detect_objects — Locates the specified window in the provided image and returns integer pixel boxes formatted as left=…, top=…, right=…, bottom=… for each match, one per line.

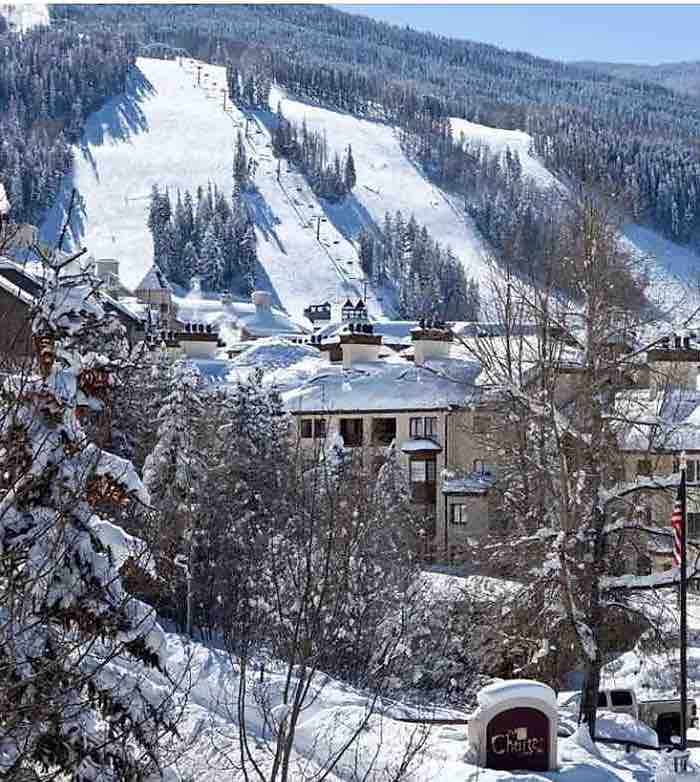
left=689, top=513, right=700, bottom=540
left=410, top=416, right=438, bottom=439
left=636, top=459, right=652, bottom=477
left=450, top=504, right=468, bottom=525
left=636, top=555, right=652, bottom=576
left=340, top=418, right=363, bottom=447
left=610, top=690, right=633, bottom=707
left=409, top=459, right=436, bottom=483
left=372, top=417, right=397, bottom=445
left=674, top=457, right=700, bottom=482
left=597, top=693, right=608, bottom=708
left=301, top=419, right=326, bottom=439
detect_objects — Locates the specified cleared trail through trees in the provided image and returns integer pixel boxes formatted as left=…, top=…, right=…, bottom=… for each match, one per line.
left=182, top=57, right=378, bottom=318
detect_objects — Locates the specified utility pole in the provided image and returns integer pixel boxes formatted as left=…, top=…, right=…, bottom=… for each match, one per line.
left=196, top=64, right=202, bottom=86
left=277, top=159, right=281, bottom=182
left=221, top=88, right=227, bottom=111
left=316, top=215, right=321, bottom=241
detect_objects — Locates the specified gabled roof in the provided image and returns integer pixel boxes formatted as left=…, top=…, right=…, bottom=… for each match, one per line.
left=613, top=388, right=700, bottom=452
left=135, top=265, right=171, bottom=292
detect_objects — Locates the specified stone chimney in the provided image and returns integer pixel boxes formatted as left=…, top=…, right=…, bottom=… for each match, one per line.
left=252, top=290, right=273, bottom=313
left=339, top=322, right=382, bottom=368
left=647, top=330, right=700, bottom=393
left=412, top=319, right=453, bottom=366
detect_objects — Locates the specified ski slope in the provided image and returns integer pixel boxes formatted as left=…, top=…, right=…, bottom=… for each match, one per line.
left=450, top=117, right=560, bottom=191
left=270, top=86, right=496, bottom=290
left=38, top=54, right=700, bottom=325
left=40, top=57, right=380, bottom=323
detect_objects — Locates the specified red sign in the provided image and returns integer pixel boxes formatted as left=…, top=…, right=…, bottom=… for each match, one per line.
left=486, top=707, right=550, bottom=772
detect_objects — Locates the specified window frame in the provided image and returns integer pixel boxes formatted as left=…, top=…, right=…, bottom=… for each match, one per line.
left=340, top=417, right=364, bottom=447
left=313, top=419, right=327, bottom=439
left=450, top=504, right=469, bottom=525
left=409, top=417, right=424, bottom=438
left=300, top=418, right=313, bottom=439
left=371, top=416, right=397, bottom=446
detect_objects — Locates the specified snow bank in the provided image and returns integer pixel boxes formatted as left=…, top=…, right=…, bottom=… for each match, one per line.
left=476, top=679, right=557, bottom=709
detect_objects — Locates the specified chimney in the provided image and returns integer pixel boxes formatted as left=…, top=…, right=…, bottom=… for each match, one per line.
left=412, top=319, right=453, bottom=366
left=339, top=322, right=382, bottom=368
left=647, top=330, right=700, bottom=392
left=252, top=290, right=273, bottom=313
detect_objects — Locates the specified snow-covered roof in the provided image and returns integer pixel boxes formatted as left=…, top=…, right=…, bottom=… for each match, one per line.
left=235, top=301, right=308, bottom=337
left=442, top=471, right=496, bottom=495
left=135, top=265, right=171, bottom=292
left=230, top=337, right=318, bottom=371
left=314, top=319, right=420, bottom=346
left=614, top=388, right=700, bottom=452
left=281, top=354, right=481, bottom=413
left=401, top=438, right=442, bottom=453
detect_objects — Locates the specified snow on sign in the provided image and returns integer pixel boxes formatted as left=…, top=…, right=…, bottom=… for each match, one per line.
left=468, top=679, right=559, bottom=772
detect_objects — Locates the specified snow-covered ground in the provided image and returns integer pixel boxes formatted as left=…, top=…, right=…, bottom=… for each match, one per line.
left=0, top=3, right=49, bottom=31
left=141, top=626, right=699, bottom=781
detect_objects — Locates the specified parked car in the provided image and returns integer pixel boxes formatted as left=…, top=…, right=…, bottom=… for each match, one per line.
left=559, top=688, right=697, bottom=744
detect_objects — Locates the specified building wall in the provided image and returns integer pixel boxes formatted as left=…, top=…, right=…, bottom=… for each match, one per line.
left=0, top=286, right=32, bottom=360
left=618, top=450, right=700, bottom=572
left=292, top=405, right=501, bottom=559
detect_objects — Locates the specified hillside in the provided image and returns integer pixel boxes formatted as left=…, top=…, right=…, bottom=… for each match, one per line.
left=576, top=59, right=700, bottom=100
left=270, top=86, right=494, bottom=287
left=39, top=56, right=496, bottom=321
left=39, top=57, right=383, bottom=322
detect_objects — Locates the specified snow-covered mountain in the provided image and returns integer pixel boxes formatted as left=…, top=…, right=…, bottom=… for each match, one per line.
left=39, top=55, right=700, bottom=326
left=40, top=57, right=493, bottom=322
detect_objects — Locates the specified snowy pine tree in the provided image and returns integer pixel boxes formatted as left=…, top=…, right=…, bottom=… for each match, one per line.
left=0, top=254, right=175, bottom=780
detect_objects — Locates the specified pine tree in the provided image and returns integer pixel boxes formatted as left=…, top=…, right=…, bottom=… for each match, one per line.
left=233, top=130, right=248, bottom=191
left=0, top=256, right=175, bottom=779
left=344, top=144, right=357, bottom=191
left=143, top=358, right=204, bottom=629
